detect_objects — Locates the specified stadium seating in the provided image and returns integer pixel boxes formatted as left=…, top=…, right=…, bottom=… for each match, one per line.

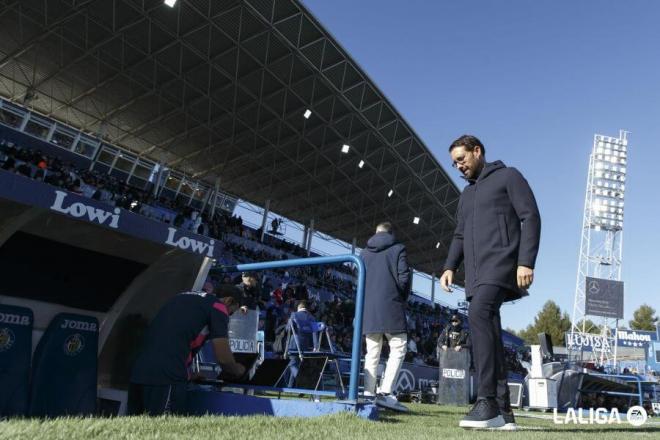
left=0, top=129, right=528, bottom=375
left=0, top=304, right=33, bottom=417
left=29, top=313, right=98, bottom=417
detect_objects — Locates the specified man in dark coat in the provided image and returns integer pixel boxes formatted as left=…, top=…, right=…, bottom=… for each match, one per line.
left=361, top=222, right=411, bottom=411
left=438, top=314, right=471, bottom=352
left=285, top=300, right=316, bottom=387
left=128, top=284, right=246, bottom=415
left=440, top=135, right=541, bottom=430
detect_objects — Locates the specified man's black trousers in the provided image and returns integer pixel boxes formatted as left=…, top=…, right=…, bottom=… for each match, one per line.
left=127, top=383, right=188, bottom=415
left=467, top=284, right=510, bottom=409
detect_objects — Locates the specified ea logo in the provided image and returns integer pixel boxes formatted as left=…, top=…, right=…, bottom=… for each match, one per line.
left=63, top=333, right=85, bottom=356
left=395, top=369, right=415, bottom=392
left=588, top=280, right=600, bottom=294
left=0, top=327, right=15, bottom=352
left=626, top=406, right=647, bottom=426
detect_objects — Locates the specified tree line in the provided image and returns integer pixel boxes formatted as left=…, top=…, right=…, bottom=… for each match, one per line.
left=506, top=301, right=658, bottom=345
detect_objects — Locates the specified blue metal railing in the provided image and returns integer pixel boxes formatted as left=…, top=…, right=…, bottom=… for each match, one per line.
left=585, top=373, right=644, bottom=406
left=219, top=254, right=366, bottom=403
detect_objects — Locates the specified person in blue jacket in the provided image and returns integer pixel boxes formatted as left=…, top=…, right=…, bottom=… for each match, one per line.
left=285, top=300, right=316, bottom=387
left=440, top=135, right=541, bottom=430
left=361, top=222, right=411, bottom=412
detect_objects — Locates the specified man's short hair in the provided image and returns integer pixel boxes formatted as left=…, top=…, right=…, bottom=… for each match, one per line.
left=376, top=222, right=393, bottom=233
left=297, top=300, right=308, bottom=310
left=242, top=271, right=258, bottom=279
left=448, top=134, right=486, bottom=156
left=213, top=284, right=244, bottom=303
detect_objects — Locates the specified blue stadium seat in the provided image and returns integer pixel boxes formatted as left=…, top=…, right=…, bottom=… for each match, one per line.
left=0, top=304, right=33, bottom=417
left=29, top=313, right=98, bottom=417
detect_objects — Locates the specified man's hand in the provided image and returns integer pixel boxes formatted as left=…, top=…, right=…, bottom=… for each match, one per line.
left=219, top=362, right=246, bottom=380
left=440, top=270, right=454, bottom=292
left=517, top=266, right=534, bottom=289
left=231, top=363, right=246, bottom=379
left=240, top=305, right=249, bottom=314
left=441, top=345, right=448, bottom=351
left=454, top=345, right=461, bottom=352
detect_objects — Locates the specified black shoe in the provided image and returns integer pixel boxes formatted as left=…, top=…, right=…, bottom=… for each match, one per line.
left=459, top=398, right=505, bottom=429
left=497, top=408, right=517, bottom=431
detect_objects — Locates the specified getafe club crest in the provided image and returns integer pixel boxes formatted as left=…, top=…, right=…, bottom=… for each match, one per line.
left=63, top=333, right=85, bottom=356
left=0, top=327, right=15, bottom=352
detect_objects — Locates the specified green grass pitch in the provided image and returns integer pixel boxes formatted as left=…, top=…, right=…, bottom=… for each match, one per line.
left=1, top=404, right=658, bottom=440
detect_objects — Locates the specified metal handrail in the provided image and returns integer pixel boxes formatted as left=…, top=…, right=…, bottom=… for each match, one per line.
left=218, top=254, right=366, bottom=404
left=586, top=372, right=644, bottom=405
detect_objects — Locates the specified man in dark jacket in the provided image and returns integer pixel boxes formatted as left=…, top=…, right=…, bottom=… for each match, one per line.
left=440, top=135, right=541, bottom=430
left=285, top=300, right=316, bottom=387
left=438, top=314, right=471, bottom=352
left=361, top=222, right=411, bottom=412
left=128, top=284, right=246, bottom=415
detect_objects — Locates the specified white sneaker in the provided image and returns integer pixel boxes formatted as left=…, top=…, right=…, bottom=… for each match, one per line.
left=375, top=394, right=409, bottom=412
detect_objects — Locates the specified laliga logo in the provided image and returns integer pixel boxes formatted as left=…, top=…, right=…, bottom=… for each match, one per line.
left=553, top=406, right=647, bottom=426
left=165, top=227, right=215, bottom=257
left=0, top=327, right=15, bottom=352
left=50, top=191, right=120, bottom=228
left=63, top=333, right=85, bottom=356
left=395, top=369, right=415, bottom=392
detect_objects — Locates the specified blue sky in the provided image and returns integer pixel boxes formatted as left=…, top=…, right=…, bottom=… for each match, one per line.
left=297, top=0, right=660, bottom=331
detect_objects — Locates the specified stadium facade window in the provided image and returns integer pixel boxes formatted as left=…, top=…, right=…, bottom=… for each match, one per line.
left=178, top=180, right=193, bottom=197
left=51, top=128, right=75, bottom=150
left=74, top=139, right=97, bottom=158
left=164, top=174, right=181, bottom=191
left=192, top=186, right=207, bottom=202
left=132, top=163, right=153, bottom=181
left=0, top=107, right=23, bottom=128
left=24, top=116, right=50, bottom=139
left=114, top=155, right=136, bottom=173
left=97, top=147, right=117, bottom=165
left=221, top=196, right=237, bottom=212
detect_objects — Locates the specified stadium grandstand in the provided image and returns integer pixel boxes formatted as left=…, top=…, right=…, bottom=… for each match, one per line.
left=0, top=0, right=536, bottom=424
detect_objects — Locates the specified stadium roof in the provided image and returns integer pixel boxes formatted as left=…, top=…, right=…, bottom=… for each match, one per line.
left=0, top=0, right=461, bottom=275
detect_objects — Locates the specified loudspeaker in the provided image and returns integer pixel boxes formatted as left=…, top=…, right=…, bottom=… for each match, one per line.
left=538, top=333, right=554, bottom=359
left=508, top=382, right=523, bottom=408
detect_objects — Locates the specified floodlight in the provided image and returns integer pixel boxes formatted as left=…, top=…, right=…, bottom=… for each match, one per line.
left=341, top=144, right=350, bottom=154
left=413, top=217, right=420, bottom=224
left=164, top=0, right=177, bottom=7
left=387, top=189, right=394, bottom=197
left=358, top=160, right=365, bottom=168
left=303, top=109, right=312, bottom=119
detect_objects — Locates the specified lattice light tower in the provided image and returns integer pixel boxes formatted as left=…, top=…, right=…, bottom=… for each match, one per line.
left=570, top=130, right=629, bottom=365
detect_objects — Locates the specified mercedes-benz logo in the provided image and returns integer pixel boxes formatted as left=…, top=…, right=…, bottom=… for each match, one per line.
left=588, top=280, right=600, bottom=294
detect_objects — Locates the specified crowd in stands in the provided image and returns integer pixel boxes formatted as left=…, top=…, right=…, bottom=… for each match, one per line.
left=0, top=138, right=529, bottom=372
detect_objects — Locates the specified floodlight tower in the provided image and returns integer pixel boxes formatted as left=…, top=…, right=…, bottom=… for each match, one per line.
left=570, top=130, right=629, bottom=366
